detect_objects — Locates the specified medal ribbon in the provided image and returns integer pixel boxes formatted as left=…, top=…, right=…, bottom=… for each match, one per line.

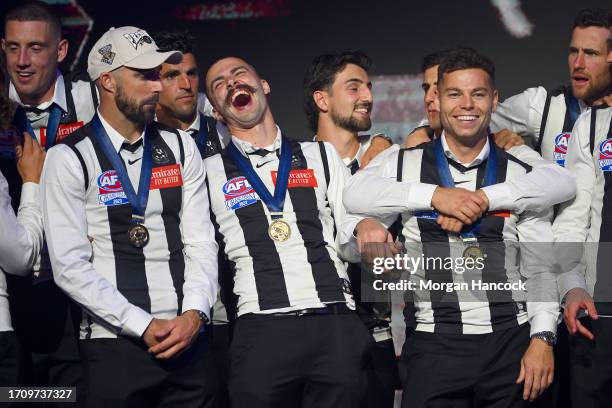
left=227, top=135, right=291, bottom=219
left=14, top=104, right=63, bottom=150
left=92, top=114, right=153, bottom=224
left=434, top=134, right=497, bottom=241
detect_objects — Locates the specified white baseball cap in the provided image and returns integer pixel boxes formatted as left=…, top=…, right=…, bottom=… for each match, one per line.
left=87, top=26, right=182, bottom=81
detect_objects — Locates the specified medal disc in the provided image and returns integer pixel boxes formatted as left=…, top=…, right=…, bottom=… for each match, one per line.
left=268, top=219, right=291, bottom=242
left=463, top=245, right=484, bottom=260
left=128, top=224, right=149, bottom=248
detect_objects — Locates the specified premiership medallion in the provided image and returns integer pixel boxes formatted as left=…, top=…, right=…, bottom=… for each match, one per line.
left=268, top=219, right=291, bottom=242
left=463, top=245, right=484, bottom=261
left=128, top=223, right=149, bottom=248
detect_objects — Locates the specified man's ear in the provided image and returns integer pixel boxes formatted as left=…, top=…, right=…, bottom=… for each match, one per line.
left=212, top=106, right=223, bottom=122
left=492, top=89, right=499, bottom=112
left=98, top=72, right=117, bottom=94
left=313, top=90, right=329, bottom=112
left=261, top=79, right=270, bottom=95
left=57, top=39, right=69, bottom=63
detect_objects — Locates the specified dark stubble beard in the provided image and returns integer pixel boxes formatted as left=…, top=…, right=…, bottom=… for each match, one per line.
left=115, top=83, right=157, bottom=125
left=330, top=106, right=371, bottom=133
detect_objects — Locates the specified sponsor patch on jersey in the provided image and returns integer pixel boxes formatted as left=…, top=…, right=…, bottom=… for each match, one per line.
left=222, top=176, right=260, bottom=210
left=40, top=121, right=84, bottom=146
left=599, top=139, right=612, bottom=171
left=271, top=169, right=318, bottom=188
left=98, top=170, right=129, bottom=206
left=150, top=164, right=183, bottom=190
left=553, top=132, right=571, bottom=167
left=0, top=127, right=18, bottom=159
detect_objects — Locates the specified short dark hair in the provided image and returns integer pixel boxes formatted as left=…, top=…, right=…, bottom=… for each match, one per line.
left=4, top=1, right=62, bottom=41
left=573, top=8, right=612, bottom=49
left=303, top=50, right=371, bottom=133
left=437, top=47, right=495, bottom=87
left=154, top=29, right=196, bottom=54
left=421, top=49, right=451, bottom=73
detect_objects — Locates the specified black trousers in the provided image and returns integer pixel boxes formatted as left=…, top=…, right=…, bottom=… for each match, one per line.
left=400, top=324, right=530, bottom=408
left=208, top=324, right=231, bottom=408
left=363, top=338, right=400, bottom=408
left=79, top=335, right=218, bottom=408
left=569, top=317, right=612, bottom=408
left=229, top=311, right=373, bottom=408
left=0, top=331, right=20, bottom=386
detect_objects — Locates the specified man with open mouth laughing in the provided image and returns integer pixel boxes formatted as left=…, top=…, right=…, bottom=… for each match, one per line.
left=203, top=57, right=371, bottom=408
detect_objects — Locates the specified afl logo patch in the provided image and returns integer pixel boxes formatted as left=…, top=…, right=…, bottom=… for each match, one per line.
left=598, top=139, right=612, bottom=171
left=222, top=176, right=260, bottom=210
left=553, top=133, right=571, bottom=167
left=97, top=170, right=128, bottom=206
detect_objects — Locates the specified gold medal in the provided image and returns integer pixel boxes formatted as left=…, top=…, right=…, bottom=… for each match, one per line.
left=268, top=219, right=291, bottom=242
left=463, top=245, right=484, bottom=260
left=128, top=223, right=149, bottom=248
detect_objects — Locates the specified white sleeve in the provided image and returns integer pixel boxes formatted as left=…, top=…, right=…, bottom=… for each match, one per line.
left=516, top=208, right=560, bottom=336
left=177, top=131, right=218, bottom=319
left=490, top=86, right=547, bottom=146
left=552, top=113, right=594, bottom=299
left=343, top=146, right=437, bottom=216
left=482, top=145, right=576, bottom=213
left=0, top=174, right=43, bottom=276
left=42, top=145, right=153, bottom=338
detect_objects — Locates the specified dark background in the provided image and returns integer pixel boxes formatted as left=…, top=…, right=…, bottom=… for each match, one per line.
left=2, top=0, right=609, bottom=138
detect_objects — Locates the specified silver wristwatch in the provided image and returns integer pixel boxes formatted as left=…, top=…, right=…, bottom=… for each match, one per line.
left=531, top=331, right=557, bottom=346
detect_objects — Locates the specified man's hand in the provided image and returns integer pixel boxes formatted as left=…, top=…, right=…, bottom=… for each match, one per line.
left=436, top=215, right=464, bottom=233
left=360, top=135, right=392, bottom=169
left=516, top=338, right=554, bottom=402
left=494, top=129, right=524, bottom=151
left=355, top=218, right=401, bottom=263
left=15, top=132, right=45, bottom=183
left=431, top=187, right=488, bottom=224
left=403, top=127, right=432, bottom=148
left=564, top=288, right=598, bottom=340
left=147, top=310, right=202, bottom=359
left=142, top=318, right=175, bottom=349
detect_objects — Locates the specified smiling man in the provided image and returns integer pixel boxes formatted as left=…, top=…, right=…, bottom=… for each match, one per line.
left=203, top=56, right=371, bottom=408
left=341, top=47, right=561, bottom=408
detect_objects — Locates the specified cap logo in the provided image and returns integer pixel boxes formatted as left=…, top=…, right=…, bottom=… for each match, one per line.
left=123, top=30, right=153, bottom=50
left=98, top=44, right=115, bottom=65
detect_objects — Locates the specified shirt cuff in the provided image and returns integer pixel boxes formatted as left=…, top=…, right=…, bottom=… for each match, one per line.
left=120, top=306, right=153, bottom=338
left=481, top=183, right=514, bottom=211
left=182, top=295, right=212, bottom=322
left=557, top=270, right=587, bottom=303
left=405, top=183, right=437, bottom=210
left=19, top=182, right=40, bottom=207
left=529, top=311, right=559, bottom=336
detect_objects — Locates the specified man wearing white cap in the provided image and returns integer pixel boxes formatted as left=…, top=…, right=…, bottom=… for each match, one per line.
left=41, top=26, right=219, bottom=407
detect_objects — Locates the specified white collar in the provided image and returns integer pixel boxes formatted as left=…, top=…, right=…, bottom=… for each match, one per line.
left=231, top=126, right=283, bottom=156
left=9, top=70, right=68, bottom=112
left=97, top=110, right=145, bottom=153
left=186, top=113, right=201, bottom=134
left=441, top=132, right=490, bottom=168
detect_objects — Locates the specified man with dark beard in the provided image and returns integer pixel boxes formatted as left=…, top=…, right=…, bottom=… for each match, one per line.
left=303, top=50, right=399, bottom=408
left=40, top=26, right=219, bottom=407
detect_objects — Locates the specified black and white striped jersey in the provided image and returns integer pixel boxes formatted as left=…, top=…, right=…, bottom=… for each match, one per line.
left=553, top=105, right=612, bottom=312
left=203, top=127, right=356, bottom=316
left=341, top=135, right=559, bottom=335
left=491, top=85, right=587, bottom=165
left=41, top=114, right=218, bottom=339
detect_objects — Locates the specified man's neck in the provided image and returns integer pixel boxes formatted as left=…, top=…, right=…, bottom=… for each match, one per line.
left=155, top=106, right=196, bottom=131
left=316, top=120, right=360, bottom=159
left=444, top=131, right=487, bottom=164
left=98, top=104, right=144, bottom=143
left=18, top=81, right=56, bottom=106
left=227, top=110, right=278, bottom=147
